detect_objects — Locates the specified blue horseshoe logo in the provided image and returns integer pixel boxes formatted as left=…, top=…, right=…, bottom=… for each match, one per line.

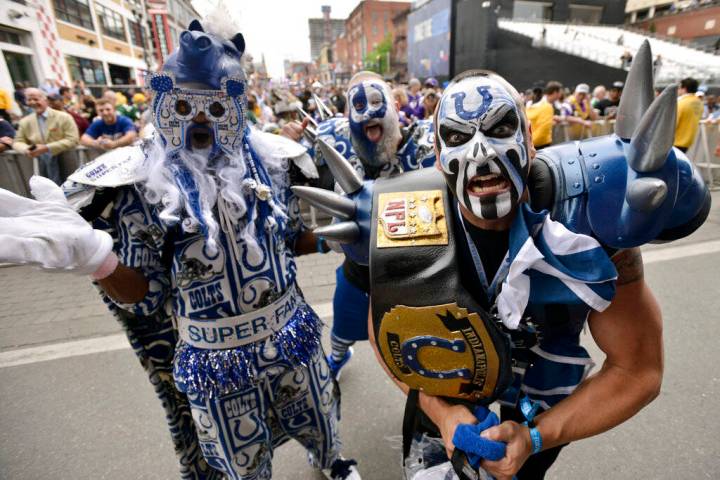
left=450, top=86, right=493, bottom=121
left=400, top=335, right=472, bottom=380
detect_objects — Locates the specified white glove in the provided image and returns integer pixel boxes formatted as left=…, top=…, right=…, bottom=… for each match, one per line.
left=0, top=176, right=114, bottom=275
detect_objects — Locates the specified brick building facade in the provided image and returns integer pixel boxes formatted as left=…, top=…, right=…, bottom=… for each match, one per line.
left=334, top=0, right=411, bottom=78
left=632, top=4, right=720, bottom=50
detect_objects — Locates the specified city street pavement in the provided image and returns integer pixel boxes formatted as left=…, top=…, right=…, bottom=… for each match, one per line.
left=1, top=192, right=719, bottom=479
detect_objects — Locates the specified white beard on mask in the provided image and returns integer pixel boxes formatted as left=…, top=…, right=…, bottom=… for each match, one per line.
left=138, top=132, right=288, bottom=260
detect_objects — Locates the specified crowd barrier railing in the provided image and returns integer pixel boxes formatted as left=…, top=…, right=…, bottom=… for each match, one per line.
left=0, top=145, right=105, bottom=197
left=687, top=121, right=720, bottom=190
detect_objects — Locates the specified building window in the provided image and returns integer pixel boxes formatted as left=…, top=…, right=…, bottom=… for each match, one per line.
left=513, top=1, right=553, bottom=21
left=3, top=51, right=37, bottom=86
left=635, top=8, right=650, bottom=21
left=0, top=27, right=23, bottom=46
left=128, top=19, right=144, bottom=47
left=108, top=63, right=132, bottom=84
left=667, top=25, right=676, bottom=35
left=66, top=55, right=106, bottom=85
left=96, top=4, right=126, bottom=41
left=569, top=4, right=603, bottom=24
left=154, top=14, right=169, bottom=58
left=53, top=0, right=94, bottom=30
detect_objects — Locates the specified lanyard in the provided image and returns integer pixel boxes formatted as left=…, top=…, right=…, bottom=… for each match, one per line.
left=457, top=203, right=511, bottom=303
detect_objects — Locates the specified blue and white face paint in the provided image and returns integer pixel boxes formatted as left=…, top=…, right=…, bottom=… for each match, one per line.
left=347, top=80, right=402, bottom=167
left=436, top=75, right=530, bottom=220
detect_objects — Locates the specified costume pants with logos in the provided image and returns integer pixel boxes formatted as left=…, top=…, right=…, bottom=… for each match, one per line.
left=185, top=350, right=340, bottom=480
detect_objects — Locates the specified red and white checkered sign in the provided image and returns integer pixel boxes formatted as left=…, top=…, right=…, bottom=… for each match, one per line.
left=34, top=0, right=67, bottom=84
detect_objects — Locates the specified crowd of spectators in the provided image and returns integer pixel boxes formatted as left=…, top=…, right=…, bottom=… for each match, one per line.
left=0, top=81, right=149, bottom=184
left=0, top=72, right=716, bottom=185
left=523, top=76, right=713, bottom=155
left=238, top=76, right=444, bottom=134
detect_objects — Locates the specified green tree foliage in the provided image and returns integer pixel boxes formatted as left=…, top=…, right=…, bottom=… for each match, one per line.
left=363, top=33, right=393, bottom=74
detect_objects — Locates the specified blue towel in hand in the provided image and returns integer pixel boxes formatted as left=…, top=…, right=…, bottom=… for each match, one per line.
left=452, top=406, right=507, bottom=468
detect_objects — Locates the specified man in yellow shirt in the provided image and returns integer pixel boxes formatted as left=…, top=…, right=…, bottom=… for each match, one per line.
left=674, top=77, right=704, bottom=152
left=526, top=81, right=562, bottom=149
left=566, top=83, right=598, bottom=123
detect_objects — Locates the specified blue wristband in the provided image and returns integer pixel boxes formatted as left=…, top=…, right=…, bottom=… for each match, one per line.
left=528, top=426, right=543, bottom=454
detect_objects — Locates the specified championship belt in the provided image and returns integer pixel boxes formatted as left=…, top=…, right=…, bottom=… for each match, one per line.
left=370, top=169, right=512, bottom=402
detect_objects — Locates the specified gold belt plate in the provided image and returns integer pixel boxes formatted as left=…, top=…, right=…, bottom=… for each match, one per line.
left=378, top=303, right=500, bottom=401
left=376, top=190, right=448, bottom=248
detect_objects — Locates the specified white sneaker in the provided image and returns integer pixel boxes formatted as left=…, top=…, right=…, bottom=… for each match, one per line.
left=322, top=457, right=361, bottom=480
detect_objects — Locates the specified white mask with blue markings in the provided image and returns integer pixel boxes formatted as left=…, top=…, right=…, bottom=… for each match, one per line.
left=436, top=74, right=530, bottom=219
left=148, top=72, right=247, bottom=156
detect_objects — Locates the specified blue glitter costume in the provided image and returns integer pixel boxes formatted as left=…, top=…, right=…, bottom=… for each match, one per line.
left=63, top=19, right=353, bottom=480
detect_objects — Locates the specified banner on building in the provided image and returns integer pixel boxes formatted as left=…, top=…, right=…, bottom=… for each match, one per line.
left=408, top=0, right=451, bottom=79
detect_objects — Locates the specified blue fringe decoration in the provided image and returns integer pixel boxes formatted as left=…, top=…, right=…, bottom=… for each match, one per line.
left=173, top=302, right=323, bottom=402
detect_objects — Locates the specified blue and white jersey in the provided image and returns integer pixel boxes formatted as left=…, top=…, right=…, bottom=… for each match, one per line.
left=518, top=303, right=595, bottom=410
left=315, top=117, right=435, bottom=180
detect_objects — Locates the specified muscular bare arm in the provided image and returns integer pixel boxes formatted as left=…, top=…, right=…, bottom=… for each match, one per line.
left=368, top=248, right=663, bottom=479
left=479, top=248, right=663, bottom=479
left=531, top=248, right=663, bottom=448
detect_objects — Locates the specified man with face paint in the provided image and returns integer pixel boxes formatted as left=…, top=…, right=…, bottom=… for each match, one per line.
left=0, top=14, right=361, bottom=480
left=294, top=41, right=710, bottom=479
left=306, top=71, right=435, bottom=379
left=399, top=71, right=595, bottom=479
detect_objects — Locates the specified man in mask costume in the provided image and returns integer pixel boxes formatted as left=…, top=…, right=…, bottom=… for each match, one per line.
left=0, top=17, right=360, bottom=480
left=293, top=42, right=710, bottom=479
left=301, top=71, right=435, bottom=379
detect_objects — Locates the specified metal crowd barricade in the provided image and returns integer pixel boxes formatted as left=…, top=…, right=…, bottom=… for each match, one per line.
left=552, top=118, right=615, bottom=143
left=0, top=146, right=104, bottom=197
left=687, top=121, right=720, bottom=190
